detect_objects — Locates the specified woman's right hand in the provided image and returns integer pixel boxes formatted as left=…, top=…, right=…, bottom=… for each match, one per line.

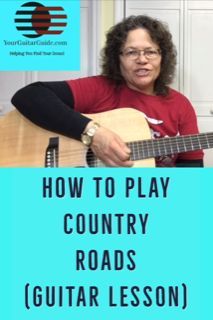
left=90, top=126, right=133, bottom=167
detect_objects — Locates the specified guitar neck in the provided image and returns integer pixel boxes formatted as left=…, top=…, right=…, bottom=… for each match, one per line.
left=128, top=132, right=213, bottom=161
left=2, top=109, right=212, bottom=167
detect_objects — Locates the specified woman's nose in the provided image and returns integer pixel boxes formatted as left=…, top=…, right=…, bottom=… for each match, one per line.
left=136, top=51, right=148, bottom=63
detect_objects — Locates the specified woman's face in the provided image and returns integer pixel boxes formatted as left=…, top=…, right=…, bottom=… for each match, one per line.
left=119, top=28, right=162, bottom=95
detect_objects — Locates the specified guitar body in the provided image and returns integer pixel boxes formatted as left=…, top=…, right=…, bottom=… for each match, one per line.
left=0, top=108, right=155, bottom=167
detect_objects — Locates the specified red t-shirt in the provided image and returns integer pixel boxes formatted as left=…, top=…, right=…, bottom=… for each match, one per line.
left=66, top=75, right=203, bottom=166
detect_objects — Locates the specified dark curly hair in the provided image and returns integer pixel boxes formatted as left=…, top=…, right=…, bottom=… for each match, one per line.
left=101, top=15, right=177, bottom=96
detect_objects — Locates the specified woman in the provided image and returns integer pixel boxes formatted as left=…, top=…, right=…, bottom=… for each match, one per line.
left=11, top=15, right=204, bottom=167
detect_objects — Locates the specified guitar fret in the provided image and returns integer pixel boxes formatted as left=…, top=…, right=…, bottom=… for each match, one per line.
left=207, top=133, right=211, bottom=148
left=155, top=139, right=162, bottom=157
left=148, top=140, right=155, bottom=158
left=182, top=136, right=187, bottom=152
left=144, top=140, right=152, bottom=158
left=129, top=141, right=136, bottom=160
left=189, top=135, right=194, bottom=150
left=162, top=138, right=168, bottom=154
left=136, top=141, right=141, bottom=159
left=197, top=136, right=201, bottom=149
left=135, top=141, right=141, bottom=160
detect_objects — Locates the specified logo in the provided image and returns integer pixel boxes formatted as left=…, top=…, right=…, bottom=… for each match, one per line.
left=15, top=2, right=67, bottom=38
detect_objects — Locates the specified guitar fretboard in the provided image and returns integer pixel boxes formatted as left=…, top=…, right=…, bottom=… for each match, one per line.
left=128, top=132, right=213, bottom=161
left=86, top=132, right=213, bottom=167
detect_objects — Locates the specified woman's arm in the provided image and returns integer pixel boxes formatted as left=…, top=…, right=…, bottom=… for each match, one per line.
left=11, top=81, right=132, bottom=167
left=11, top=81, right=91, bottom=140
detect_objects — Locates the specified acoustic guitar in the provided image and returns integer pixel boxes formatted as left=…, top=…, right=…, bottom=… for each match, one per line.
left=0, top=108, right=212, bottom=167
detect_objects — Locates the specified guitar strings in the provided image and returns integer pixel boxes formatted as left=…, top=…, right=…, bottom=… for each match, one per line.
left=58, top=137, right=213, bottom=164
left=57, top=135, right=213, bottom=158
left=55, top=132, right=213, bottom=167
left=57, top=134, right=213, bottom=157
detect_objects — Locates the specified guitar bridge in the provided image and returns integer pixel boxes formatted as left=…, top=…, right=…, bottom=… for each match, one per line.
left=45, top=137, right=59, bottom=167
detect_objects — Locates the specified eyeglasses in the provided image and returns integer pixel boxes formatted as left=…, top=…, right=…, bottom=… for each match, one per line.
left=120, top=48, right=161, bottom=60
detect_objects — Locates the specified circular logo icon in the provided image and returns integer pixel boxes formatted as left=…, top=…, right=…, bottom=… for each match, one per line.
left=15, top=2, right=67, bottom=38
